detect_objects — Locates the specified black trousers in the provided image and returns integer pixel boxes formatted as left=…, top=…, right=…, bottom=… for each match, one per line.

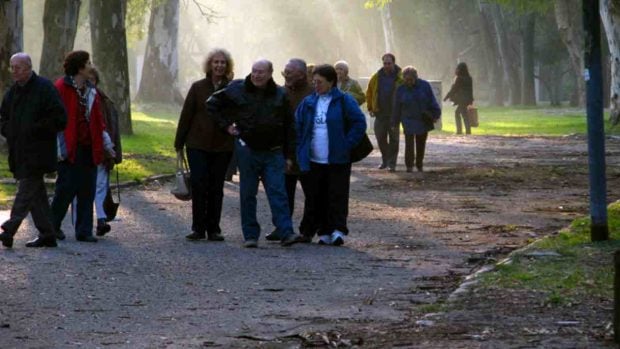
left=186, top=148, right=232, bottom=235
left=50, top=146, right=97, bottom=238
left=284, top=173, right=316, bottom=236
left=455, top=104, right=471, bottom=135
left=301, top=162, right=351, bottom=236
left=1, top=175, right=55, bottom=238
left=374, top=117, right=400, bottom=168
left=404, top=133, right=428, bottom=170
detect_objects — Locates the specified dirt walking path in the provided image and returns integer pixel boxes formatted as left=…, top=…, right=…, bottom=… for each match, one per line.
left=1, top=134, right=619, bottom=348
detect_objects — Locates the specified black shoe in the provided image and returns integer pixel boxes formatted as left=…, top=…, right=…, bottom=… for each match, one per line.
left=207, top=232, right=225, bottom=241
left=25, top=237, right=57, bottom=248
left=388, top=167, right=396, bottom=172
left=185, top=232, right=206, bottom=240
left=265, top=229, right=280, bottom=241
left=76, top=235, right=98, bottom=243
left=0, top=232, right=13, bottom=248
left=416, top=166, right=423, bottom=172
left=281, top=233, right=302, bottom=247
left=406, top=167, right=413, bottom=173
left=378, top=164, right=387, bottom=169
left=56, top=229, right=66, bottom=241
left=96, top=219, right=111, bottom=236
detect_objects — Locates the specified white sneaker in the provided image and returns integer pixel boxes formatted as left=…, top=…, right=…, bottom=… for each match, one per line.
left=318, top=235, right=333, bottom=245
left=331, top=230, right=345, bottom=246
left=243, top=239, right=258, bottom=248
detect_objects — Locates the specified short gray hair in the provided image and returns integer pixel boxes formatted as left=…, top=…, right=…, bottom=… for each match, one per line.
left=10, top=52, right=32, bottom=68
left=334, top=60, right=349, bottom=74
left=287, top=58, right=307, bottom=73
left=253, top=59, right=273, bottom=73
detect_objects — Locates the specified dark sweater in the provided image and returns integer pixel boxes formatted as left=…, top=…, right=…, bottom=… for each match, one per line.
left=174, top=77, right=233, bottom=152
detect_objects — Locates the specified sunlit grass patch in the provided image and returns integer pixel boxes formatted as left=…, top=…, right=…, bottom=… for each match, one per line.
left=438, top=105, right=618, bottom=136
left=481, top=201, right=620, bottom=305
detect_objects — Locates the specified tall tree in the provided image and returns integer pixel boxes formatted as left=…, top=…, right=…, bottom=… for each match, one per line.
left=479, top=1, right=505, bottom=105
left=600, top=0, right=620, bottom=125
left=0, top=0, right=23, bottom=151
left=554, top=0, right=585, bottom=106
left=521, top=13, right=536, bottom=105
left=90, top=0, right=133, bottom=135
left=491, top=4, right=522, bottom=105
left=39, top=0, right=81, bottom=80
left=0, top=0, right=23, bottom=93
left=135, top=0, right=183, bottom=105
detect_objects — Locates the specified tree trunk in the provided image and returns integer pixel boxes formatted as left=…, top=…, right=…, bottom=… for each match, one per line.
left=600, top=0, right=620, bottom=125
left=0, top=0, right=23, bottom=93
left=489, top=4, right=521, bottom=105
left=554, top=0, right=585, bottom=107
left=521, top=13, right=536, bottom=105
left=39, top=0, right=81, bottom=80
left=135, top=0, right=183, bottom=105
left=90, top=0, right=133, bottom=135
left=0, top=0, right=23, bottom=152
left=479, top=1, right=504, bottom=106
left=379, top=3, right=396, bottom=54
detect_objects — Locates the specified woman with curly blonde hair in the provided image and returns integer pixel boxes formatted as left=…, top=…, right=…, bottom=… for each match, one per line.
left=174, top=48, right=235, bottom=241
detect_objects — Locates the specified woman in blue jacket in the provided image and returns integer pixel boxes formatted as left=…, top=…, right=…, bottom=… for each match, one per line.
left=295, top=64, right=366, bottom=246
left=392, top=66, right=441, bottom=172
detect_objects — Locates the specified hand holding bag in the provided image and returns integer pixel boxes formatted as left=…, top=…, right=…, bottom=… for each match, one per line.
left=103, top=167, right=121, bottom=221
left=340, top=97, right=373, bottom=163
left=171, top=151, right=191, bottom=201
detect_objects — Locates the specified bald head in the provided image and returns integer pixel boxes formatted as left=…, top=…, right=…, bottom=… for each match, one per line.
left=10, top=52, right=33, bottom=85
left=251, top=59, right=273, bottom=88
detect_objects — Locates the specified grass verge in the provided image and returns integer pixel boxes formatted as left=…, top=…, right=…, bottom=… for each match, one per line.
left=480, top=200, right=620, bottom=306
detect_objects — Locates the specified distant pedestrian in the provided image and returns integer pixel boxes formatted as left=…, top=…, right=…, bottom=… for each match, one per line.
left=334, top=60, right=365, bottom=106
left=366, top=53, right=403, bottom=171
left=392, top=66, right=441, bottom=172
left=444, top=62, right=474, bottom=135
left=174, top=48, right=234, bottom=242
left=207, top=59, right=302, bottom=248
left=0, top=53, right=67, bottom=248
left=295, top=64, right=367, bottom=246
left=50, top=50, right=114, bottom=243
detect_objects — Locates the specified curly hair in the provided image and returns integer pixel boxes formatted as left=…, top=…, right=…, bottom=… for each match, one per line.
left=63, top=50, right=90, bottom=76
left=203, top=48, right=234, bottom=79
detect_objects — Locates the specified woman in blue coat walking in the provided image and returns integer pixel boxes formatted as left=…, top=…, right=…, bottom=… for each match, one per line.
left=392, top=66, right=441, bottom=172
left=295, top=64, right=366, bottom=246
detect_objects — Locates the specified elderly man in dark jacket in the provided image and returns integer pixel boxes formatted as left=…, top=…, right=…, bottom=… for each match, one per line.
left=206, top=59, right=302, bottom=248
left=0, top=53, right=67, bottom=248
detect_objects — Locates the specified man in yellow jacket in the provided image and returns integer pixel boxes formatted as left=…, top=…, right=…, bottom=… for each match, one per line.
left=366, top=53, right=403, bottom=171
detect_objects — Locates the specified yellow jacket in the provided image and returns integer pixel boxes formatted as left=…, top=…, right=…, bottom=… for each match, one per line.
left=365, top=67, right=403, bottom=114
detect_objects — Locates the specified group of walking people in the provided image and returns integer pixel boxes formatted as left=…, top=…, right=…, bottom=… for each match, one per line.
left=0, top=51, right=121, bottom=248
left=0, top=46, right=473, bottom=249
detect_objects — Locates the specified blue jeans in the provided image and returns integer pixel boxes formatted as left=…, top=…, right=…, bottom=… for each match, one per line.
left=236, top=140, right=293, bottom=241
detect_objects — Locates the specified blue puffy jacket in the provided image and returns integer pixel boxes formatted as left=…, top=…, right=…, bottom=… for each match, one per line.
left=392, top=79, right=441, bottom=135
left=295, top=87, right=367, bottom=172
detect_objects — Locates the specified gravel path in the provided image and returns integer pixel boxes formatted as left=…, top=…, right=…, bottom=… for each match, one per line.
left=1, top=134, right=618, bottom=348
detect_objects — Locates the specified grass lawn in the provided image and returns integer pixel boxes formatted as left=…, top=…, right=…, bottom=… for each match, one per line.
left=480, top=200, right=620, bottom=306
left=0, top=105, right=618, bottom=204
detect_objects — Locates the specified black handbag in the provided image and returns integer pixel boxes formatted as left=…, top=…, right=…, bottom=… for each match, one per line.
left=103, top=167, right=120, bottom=221
left=340, top=98, right=373, bottom=163
left=422, top=111, right=435, bottom=131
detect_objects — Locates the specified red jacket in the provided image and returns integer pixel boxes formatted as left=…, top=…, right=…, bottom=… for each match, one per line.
left=55, top=77, right=105, bottom=165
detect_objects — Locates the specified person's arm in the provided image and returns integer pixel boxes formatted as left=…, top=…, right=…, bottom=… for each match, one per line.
left=366, top=74, right=377, bottom=116
left=0, top=91, right=10, bottom=138
left=349, top=79, right=366, bottom=106
left=205, top=87, right=236, bottom=134
left=343, top=94, right=367, bottom=148
left=174, top=84, right=196, bottom=151
left=391, top=88, right=402, bottom=128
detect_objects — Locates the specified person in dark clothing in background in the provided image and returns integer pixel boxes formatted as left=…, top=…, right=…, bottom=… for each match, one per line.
left=206, top=59, right=302, bottom=248
left=174, top=48, right=234, bottom=242
left=444, top=62, right=474, bottom=135
left=366, top=53, right=403, bottom=172
left=0, top=53, right=67, bottom=248
left=264, top=58, right=314, bottom=242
